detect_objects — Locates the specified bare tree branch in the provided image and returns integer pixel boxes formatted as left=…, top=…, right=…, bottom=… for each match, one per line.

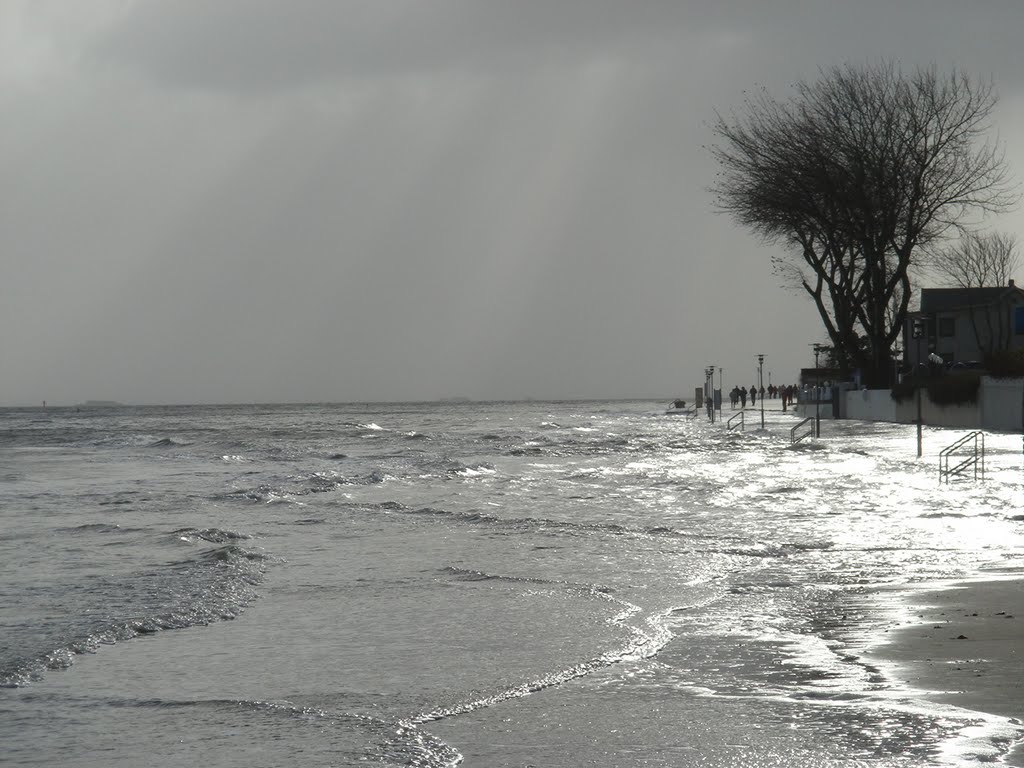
left=927, top=230, right=1020, bottom=288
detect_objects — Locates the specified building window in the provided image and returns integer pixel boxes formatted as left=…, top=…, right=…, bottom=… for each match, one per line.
left=938, top=317, right=955, bottom=337
left=1015, top=306, right=1024, bottom=334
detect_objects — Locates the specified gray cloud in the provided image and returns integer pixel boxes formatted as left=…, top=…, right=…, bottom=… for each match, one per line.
left=92, top=1, right=737, bottom=90
left=90, top=1, right=1024, bottom=95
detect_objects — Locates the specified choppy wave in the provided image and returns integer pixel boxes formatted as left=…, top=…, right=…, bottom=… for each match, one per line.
left=445, top=462, right=496, bottom=478
left=148, top=437, right=191, bottom=448
left=173, top=527, right=251, bottom=544
left=443, top=565, right=613, bottom=594
left=1, top=537, right=267, bottom=688
left=60, top=522, right=136, bottom=534
left=719, top=540, right=835, bottom=559
left=506, top=432, right=637, bottom=458
left=360, top=501, right=702, bottom=543
left=91, top=433, right=162, bottom=448
left=219, top=469, right=385, bottom=504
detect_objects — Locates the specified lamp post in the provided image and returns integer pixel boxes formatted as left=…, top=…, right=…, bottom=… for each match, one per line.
left=709, top=365, right=716, bottom=422
left=911, top=318, right=924, bottom=457
left=718, top=367, right=723, bottom=415
left=757, top=354, right=765, bottom=430
left=704, top=366, right=714, bottom=422
left=812, top=344, right=825, bottom=437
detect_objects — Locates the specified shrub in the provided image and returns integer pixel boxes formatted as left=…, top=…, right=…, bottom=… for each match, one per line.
left=985, top=349, right=1024, bottom=378
left=926, top=371, right=982, bottom=405
left=890, top=371, right=982, bottom=406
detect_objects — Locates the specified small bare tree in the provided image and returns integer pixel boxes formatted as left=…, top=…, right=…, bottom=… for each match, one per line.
left=929, top=230, right=1021, bottom=358
left=930, top=230, right=1019, bottom=289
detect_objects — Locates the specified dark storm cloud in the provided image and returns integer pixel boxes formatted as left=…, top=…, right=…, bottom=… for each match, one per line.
left=92, top=1, right=1024, bottom=95
left=4, top=1, right=1024, bottom=404
left=92, top=0, right=784, bottom=90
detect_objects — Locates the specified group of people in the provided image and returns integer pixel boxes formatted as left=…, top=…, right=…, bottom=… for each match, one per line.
left=728, top=385, right=761, bottom=408
left=728, top=383, right=800, bottom=410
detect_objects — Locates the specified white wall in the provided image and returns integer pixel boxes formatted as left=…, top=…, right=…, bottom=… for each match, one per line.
left=981, top=377, right=1024, bottom=432
left=922, top=398, right=980, bottom=429
left=843, top=387, right=906, bottom=422
left=841, top=377, right=1024, bottom=432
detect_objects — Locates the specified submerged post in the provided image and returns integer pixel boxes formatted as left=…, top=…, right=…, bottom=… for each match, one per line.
left=917, top=385, right=923, bottom=458
left=757, top=354, right=765, bottom=430
left=912, top=319, right=924, bottom=458
left=812, top=345, right=824, bottom=438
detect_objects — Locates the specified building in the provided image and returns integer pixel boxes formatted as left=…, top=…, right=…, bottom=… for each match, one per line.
left=902, top=280, right=1024, bottom=370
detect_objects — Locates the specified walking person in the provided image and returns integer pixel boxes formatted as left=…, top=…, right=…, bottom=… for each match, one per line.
left=749, top=385, right=757, bottom=407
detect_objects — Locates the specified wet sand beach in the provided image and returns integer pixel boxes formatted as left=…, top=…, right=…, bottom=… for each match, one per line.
left=871, top=576, right=1024, bottom=765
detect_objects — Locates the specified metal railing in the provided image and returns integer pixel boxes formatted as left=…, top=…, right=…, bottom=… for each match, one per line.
left=790, top=417, right=815, bottom=444
left=939, top=431, right=985, bottom=483
left=727, top=410, right=745, bottom=432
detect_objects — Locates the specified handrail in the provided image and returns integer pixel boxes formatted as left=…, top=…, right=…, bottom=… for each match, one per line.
left=727, top=410, right=745, bottom=432
left=790, top=417, right=814, bottom=444
left=941, top=431, right=981, bottom=455
left=939, top=431, right=984, bottom=482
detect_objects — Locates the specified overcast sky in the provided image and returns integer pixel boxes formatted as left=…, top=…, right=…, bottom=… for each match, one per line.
left=4, top=1, right=1024, bottom=405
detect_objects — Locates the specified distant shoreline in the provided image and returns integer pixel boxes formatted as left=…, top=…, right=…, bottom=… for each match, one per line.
left=2, top=397, right=675, bottom=409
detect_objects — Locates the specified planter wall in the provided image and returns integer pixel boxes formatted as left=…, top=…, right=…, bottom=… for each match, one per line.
left=841, top=377, right=1023, bottom=432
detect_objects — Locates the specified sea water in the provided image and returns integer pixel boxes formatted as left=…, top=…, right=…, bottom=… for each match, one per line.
left=2, top=400, right=1023, bottom=766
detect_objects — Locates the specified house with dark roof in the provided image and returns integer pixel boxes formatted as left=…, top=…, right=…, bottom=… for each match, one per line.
left=903, top=280, right=1024, bottom=370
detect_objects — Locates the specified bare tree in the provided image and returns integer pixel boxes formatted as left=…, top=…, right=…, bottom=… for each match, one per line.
left=929, top=230, right=1019, bottom=289
left=929, top=230, right=1021, bottom=358
left=710, top=62, right=1017, bottom=386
